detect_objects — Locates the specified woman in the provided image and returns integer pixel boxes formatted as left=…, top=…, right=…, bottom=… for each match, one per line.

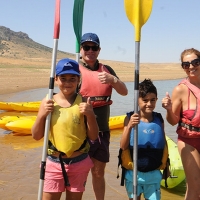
left=162, top=48, right=200, bottom=200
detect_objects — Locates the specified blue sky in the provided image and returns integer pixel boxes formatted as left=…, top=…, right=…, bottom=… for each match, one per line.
left=1, top=0, right=200, bottom=63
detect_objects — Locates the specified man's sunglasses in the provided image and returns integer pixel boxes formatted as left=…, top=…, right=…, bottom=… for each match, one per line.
left=82, top=45, right=99, bottom=52
left=181, top=58, right=200, bottom=69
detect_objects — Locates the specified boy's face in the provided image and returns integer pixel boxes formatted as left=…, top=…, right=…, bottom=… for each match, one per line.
left=55, top=74, right=80, bottom=95
left=138, top=93, right=157, bottom=114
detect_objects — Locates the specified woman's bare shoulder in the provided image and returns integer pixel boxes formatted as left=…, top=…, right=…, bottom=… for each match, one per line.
left=173, top=83, right=188, bottom=94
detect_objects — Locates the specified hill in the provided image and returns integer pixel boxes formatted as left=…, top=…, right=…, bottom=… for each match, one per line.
left=0, top=26, right=74, bottom=68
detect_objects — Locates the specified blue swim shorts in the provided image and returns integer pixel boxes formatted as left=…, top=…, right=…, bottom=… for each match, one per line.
left=124, top=169, right=162, bottom=200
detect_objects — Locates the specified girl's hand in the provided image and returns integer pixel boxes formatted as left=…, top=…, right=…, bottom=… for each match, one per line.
left=38, top=98, right=54, bottom=118
left=79, top=97, right=95, bottom=117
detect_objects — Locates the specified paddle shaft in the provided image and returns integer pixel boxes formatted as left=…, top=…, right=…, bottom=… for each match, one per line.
left=133, top=41, right=140, bottom=198
left=37, top=0, right=60, bottom=199
left=124, top=0, right=153, bottom=198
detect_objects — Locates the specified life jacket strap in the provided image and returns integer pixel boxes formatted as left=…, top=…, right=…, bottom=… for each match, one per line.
left=179, top=122, right=200, bottom=132
left=89, top=96, right=111, bottom=102
left=47, top=139, right=87, bottom=187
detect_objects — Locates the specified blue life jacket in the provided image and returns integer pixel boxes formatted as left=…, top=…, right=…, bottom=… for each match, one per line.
left=128, top=111, right=165, bottom=172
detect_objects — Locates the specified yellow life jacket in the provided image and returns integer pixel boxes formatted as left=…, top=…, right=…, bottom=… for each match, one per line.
left=49, top=94, right=89, bottom=157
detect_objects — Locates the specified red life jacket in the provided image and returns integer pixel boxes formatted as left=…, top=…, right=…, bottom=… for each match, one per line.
left=79, top=63, right=113, bottom=108
left=177, top=79, right=200, bottom=138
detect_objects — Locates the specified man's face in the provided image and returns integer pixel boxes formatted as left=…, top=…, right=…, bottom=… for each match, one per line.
left=80, top=41, right=101, bottom=64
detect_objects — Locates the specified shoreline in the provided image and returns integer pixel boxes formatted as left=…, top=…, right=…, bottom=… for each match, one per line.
left=0, top=63, right=186, bottom=96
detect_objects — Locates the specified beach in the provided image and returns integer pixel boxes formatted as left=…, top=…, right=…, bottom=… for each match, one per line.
left=0, top=62, right=186, bottom=200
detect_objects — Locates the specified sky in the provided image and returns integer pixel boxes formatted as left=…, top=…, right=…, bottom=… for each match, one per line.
left=1, top=0, right=200, bottom=63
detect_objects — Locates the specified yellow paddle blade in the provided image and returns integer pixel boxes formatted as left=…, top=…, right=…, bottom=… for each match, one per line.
left=124, top=0, right=153, bottom=41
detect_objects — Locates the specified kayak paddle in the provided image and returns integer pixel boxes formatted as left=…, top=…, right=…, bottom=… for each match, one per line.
left=124, top=0, right=153, bottom=198
left=73, top=0, right=85, bottom=62
left=37, top=0, right=60, bottom=199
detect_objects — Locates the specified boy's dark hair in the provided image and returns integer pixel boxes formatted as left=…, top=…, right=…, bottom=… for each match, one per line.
left=139, top=79, right=157, bottom=98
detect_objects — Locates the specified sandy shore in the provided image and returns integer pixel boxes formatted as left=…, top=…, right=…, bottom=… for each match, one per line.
left=0, top=57, right=186, bottom=95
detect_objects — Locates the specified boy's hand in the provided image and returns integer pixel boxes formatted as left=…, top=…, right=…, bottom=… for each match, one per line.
left=162, top=92, right=172, bottom=110
left=128, top=113, right=140, bottom=128
left=79, top=97, right=94, bottom=117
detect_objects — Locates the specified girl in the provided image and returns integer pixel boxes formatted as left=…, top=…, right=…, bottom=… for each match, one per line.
left=32, top=58, right=98, bottom=200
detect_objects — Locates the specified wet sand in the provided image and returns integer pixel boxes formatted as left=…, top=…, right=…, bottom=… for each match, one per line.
left=0, top=129, right=185, bottom=200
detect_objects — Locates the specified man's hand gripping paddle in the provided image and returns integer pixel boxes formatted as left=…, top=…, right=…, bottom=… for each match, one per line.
left=124, top=0, right=153, bottom=198
left=37, top=0, right=60, bottom=199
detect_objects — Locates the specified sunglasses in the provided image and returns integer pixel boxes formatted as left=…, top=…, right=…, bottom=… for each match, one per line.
left=82, top=45, right=99, bottom=51
left=181, top=58, right=200, bottom=69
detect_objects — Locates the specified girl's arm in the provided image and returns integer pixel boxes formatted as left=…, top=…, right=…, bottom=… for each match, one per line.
left=31, top=98, right=54, bottom=140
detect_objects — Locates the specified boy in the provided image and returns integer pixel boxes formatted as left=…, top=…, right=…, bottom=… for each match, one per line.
left=120, top=79, right=168, bottom=200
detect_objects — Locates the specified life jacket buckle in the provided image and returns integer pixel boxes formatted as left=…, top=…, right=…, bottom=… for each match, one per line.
left=47, top=149, right=56, bottom=155
left=106, top=96, right=110, bottom=102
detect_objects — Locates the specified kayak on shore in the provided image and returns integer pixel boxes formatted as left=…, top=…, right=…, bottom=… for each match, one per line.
left=0, top=101, right=41, bottom=112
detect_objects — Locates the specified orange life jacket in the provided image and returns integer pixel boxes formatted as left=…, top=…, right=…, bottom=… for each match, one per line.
left=79, top=63, right=113, bottom=108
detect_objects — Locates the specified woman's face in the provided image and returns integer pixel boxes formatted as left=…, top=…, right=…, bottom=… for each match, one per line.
left=182, top=53, right=200, bottom=77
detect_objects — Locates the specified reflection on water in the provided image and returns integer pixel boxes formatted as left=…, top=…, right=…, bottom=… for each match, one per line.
left=0, top=79, right=186, bottom=198
left=0, top=131, right=43, bottom=150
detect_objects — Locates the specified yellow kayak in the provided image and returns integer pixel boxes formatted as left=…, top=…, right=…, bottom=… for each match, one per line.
left=0, top=101, right=41, bottom=112
left=109, top=115, right=125, bottom=130
left=0, top=112, right=37, bottom=130
left=0, top=115, right=22, bottom=130
left=5, top=117, right=36, bottom=134
left=1, top=114, right=125, bottom=133
left=10, top=102, right=41, bottom=112
left=161, top=136, right=185, bottom=188
left=0, top=102, right=13, bottom=111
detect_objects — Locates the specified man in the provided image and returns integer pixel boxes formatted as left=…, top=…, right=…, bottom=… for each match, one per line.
left=79, top=33, right=128, bottom=200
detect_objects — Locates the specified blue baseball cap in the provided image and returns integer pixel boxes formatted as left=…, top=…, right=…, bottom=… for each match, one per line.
left=80, top=33, right=100, bottom=46
left=56, top=58, right=80, bottom=76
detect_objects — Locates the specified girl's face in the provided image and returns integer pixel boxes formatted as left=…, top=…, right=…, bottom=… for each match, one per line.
left=55, top=74, right=80, bottom=95
left=182, top=53, right=200, bottom=77
left=138, top=93, right=157, bottom=114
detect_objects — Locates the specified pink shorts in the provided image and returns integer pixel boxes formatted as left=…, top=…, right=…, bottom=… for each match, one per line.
left=43, top=154, right=93, bottom=193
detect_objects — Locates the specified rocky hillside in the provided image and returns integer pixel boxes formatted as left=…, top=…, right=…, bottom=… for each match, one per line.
left=0, top=26, right=74, bottom=66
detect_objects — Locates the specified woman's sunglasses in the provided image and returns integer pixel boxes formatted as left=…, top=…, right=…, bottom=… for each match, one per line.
left=181, top=58, right=200, bottom=69
left=82, top=45, right=99, bottom=52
